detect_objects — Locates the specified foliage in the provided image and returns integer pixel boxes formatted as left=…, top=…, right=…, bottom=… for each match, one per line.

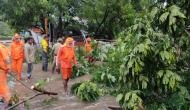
left=79, top=0, right=137, bottom=38
left=49, top=0, right=86, bottom=37
left=177, top=35, right=190, bottom=71
left=71, top=64, right=87, bottom=79
left=91, top=40, right=120, bottom=88
left=70, top=82, right=82, bottom=94
left=9, top=92, right=20, bottom=105
left=152, top=5, right=186, bottom=36
left=34, top=48, right=42, bottom=63
left=0, top=0, right=50, bottom=31
left=48, top=48, right=54, bottom=63
left=0, top=0, right=84, bottom=35
left=91, top=39, right=114, bottom=61
left=88, top=1, right=189, bottom=110
left=146, top=86, right=190, bottom=110
left=0, top=21, right=13, bottom=37
left=1, top=0, right=190, bottom=39
left=71, top=47, right=91, bottom=79
left=91, top=40, right=101, bottom=60
left=91, top=8, right=190, bottom=109
left=72, top=81, right=100, bottom=102
left=2, top=0, right=190, bottom=109
left=75, top=46, right=85, bottom=61
left=34, top=78, right=50, bottom=90
left=34, top=47, right=53, bottom=64
left=0, top=0, right=154, bottom=39
left=116, top=90, right=143, bottom=110
left=165, top=86, right=190, bottom=109
left=92, top=65, right=117, bottom=87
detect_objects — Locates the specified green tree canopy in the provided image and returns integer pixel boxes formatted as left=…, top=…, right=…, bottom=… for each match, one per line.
left=0, top=0, right=50, bottom=31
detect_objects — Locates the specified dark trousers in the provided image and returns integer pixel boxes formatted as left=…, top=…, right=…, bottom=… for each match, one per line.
left=52, top=61, right=56, bottom=73
left=42, top=51, right=48, bottom=71
left=27, top=63, right=33, bottom=77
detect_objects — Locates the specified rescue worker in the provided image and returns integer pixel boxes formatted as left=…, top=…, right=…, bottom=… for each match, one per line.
left=41, top=35, right=49, bottom=72
left=24, top=37, right=35, bottom=79
left=0, top=40, right=11, bottom=108
left=84, top=37, right=93, bottom=53
left=2, top=41, right=10, bottom=56
left=57, top=37, right=77, bottom=94
left=84, top=37, right=94, bottom=62
left=51, top=38, right=63, bottom=74
left=10, top=33, right=24, bottom=80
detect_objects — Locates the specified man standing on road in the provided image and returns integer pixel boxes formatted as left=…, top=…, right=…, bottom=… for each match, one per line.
left=51, top=38, right=63, bottom=74
left=24, top=37, right=35, bottom=79
left=57, top=37, right=78, bottom=95
left=0, top=40, right=11, bottom=109
left=10, top=33, right=24, bottom=80
left=41, top=35, right=49, bottom=72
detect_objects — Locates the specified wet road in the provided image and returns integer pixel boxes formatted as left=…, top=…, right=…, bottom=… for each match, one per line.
left=10, top=63, right=119, bottom=110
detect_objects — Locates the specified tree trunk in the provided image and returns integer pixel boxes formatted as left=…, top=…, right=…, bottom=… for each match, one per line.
left=95, top=5, right=110, bottom=35
left=54, top=16, right=63, bottom=39
left=40, top=14, right=45, bottom=33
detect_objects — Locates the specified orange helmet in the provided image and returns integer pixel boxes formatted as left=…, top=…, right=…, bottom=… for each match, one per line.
left=65, top=37, right=74, bottom=43
left=14, top=33, right=21, bottom=39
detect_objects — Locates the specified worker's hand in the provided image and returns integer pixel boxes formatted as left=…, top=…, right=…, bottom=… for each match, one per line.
left=56, top=67, right=60, bottom=73
left=55, top=66, right=59, bottom=70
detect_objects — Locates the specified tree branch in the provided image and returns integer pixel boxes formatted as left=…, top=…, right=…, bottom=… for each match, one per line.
left=95, top=3, right=110, bottom=34
left=7, top=86, right=58, bottom=110
left=7, top=93, right=43, bottom=110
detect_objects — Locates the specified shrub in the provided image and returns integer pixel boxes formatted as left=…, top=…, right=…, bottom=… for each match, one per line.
left=71, top=55, right=91, bottom=78
left=71, top=81, right=100, bottom=102
left=116, top=90, right=143, bottom=110
left=70, top=82, right=82, bottom=94
left=92, top=65, right=118, bottom=87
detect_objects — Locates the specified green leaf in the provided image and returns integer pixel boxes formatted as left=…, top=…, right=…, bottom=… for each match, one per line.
left=128, top=58, right=134, bottom=68
left=142, top=81, right=147, bottom=89
left=169, top=15, right=176, bottom=26
left=160, top=12, right=169, bottom=23
left=158, top=104, right=167, bottom=110
left=125, top=92, right=131, bottom=101
left=163, top=75, right=169, bottom=85
left=150, top=7, right=158, bottom=18
left=110, top=75, right=116, bottom=83
left=116, top=94, right=123, bottom=102
left=101, top=73, right=105, bottom=81
left=75, top=81, right=100, bottom=102
left=157, top=70, right=164, bottom=78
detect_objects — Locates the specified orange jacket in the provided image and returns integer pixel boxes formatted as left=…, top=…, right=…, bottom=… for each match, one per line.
left=10, top=41, right=24, bottom=60
left=84, top=43, right=93, bottom=53
left=58, top=46, right=77, bottom=68
left=0, top=44, right=9, bottom=71
left=0, top=43, right=11, bottom=102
